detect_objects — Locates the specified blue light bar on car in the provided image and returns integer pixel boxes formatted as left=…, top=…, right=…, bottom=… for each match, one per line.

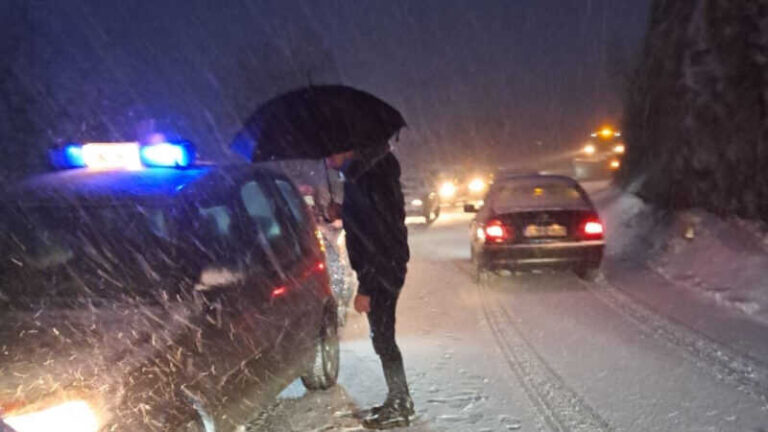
left=49, top=141, right=195, bottom=170
left=140, top=142, right=195, bottom=167
left=49, top=144, right=86, bottom=169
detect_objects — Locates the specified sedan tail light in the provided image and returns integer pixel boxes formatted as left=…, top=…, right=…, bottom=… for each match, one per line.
left=582, top=219, right=604, bottom=238
left=484, top=219, right=513, bottom=243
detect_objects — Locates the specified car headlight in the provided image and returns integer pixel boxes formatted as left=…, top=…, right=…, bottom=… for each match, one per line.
left=411, top=199, right=423, bottom=207
left=613, top=144, right=625, bottom=154
left=3, top=401, right=99, bottom=432
left=583, top=144, right=596, bottom=155
left=439, top=182, right=456, bottom=199
left=468, top=178, right=486, bottom=193
left=609, top=159, right=621, bottom=170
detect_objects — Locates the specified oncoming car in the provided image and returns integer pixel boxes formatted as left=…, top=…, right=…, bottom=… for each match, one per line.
left=572, top=127, right=625, bottom=179
left=465, top=174, right=604, bottom=282
left=436, top=171, right=490, bottom=207
left=0, top=142, right=339, bottom=432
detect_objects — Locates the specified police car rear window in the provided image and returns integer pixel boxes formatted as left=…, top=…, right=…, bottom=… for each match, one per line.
left=240, top=181, right=282, bottom=240
left=199, top=206, right=232, bottom=236
left=0, top=203, right=175, bottom=306
left=2, top=203, right=171, bottom=259
left=275, top=179, right=306, bottom=225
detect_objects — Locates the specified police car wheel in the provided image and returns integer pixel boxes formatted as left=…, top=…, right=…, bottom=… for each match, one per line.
left=301, top=309, right=340, bottom=390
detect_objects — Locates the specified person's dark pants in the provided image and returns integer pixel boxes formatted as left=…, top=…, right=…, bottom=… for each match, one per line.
left=363, top=271, right=410, bottom=401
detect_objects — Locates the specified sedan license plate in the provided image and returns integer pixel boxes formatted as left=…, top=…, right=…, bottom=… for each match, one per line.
left=524, top=224, right=567, bottom=238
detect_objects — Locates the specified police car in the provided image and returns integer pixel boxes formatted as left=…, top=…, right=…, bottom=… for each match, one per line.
left=0, top=142, right=339, bottom=432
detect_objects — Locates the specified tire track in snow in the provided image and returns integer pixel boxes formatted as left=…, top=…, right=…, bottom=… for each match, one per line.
left=462, top=264, right=614, bottom=432
left=584, top=277, right=768, bottom=408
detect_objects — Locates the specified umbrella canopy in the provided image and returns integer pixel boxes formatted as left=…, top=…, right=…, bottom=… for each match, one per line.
left=231, top=85, right=405, bottom=162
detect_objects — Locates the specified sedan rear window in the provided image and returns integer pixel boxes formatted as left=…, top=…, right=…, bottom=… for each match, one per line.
left=489, top=179, right=587, bottom=212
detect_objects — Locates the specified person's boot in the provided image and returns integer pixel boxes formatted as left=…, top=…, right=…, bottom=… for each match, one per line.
left=363, top=399, right=411, bottom=430
left=370, top=395, right=414, bottom=417
left=374, top=357, right=412, bottom=417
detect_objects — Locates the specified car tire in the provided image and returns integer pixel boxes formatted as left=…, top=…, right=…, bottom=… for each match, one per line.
left=471, top=252, right=489, bottom=284
left=575, top=266, right=600, bottom=282
left=301, top=308, right=340, bottom=391
left=424, top=204, right=439, bottom=225
left=473, top=264, right=492, bottom=284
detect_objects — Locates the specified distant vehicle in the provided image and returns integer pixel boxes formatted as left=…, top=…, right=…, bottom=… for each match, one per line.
left=436, top=170, right=491, bottom=207
left=0, top=142, right=339, bottom=432
left=402, top=175, right=441, bottom=223
left=465, top=173, right=604, bottom=282
left=572, top=127, right=625, bottom=179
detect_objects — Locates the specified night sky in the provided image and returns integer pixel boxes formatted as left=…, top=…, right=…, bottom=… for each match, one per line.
left=311, top=0, right=651, bottom=167
left=4, top=0, right=651, bottom=175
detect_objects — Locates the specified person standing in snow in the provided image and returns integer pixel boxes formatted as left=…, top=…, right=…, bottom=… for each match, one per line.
left=326, top=144, right=413, bottom=430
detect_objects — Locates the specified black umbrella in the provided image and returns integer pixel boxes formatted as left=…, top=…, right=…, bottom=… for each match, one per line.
left=231, top=85, right=406, bottom=162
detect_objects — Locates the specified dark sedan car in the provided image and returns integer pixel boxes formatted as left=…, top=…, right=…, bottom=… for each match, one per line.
left=0, top=144, right=339, bottom=432
left=465, top=174, right=604, bottom=282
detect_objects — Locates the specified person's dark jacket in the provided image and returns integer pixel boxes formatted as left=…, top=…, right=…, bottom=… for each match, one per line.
left=341, top=149, right=409, bottom=296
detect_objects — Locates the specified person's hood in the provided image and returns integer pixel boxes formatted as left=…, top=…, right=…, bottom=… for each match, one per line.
left=340, top=144, right=392, bottom=182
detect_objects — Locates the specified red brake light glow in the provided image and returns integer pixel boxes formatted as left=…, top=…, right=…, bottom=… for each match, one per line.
left=484, top=219, right=511, bottom=243
left=584, top=221, right=604, bottom=236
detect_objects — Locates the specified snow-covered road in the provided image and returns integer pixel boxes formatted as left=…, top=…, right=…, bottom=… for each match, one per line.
left=251, top=198, right=768, bottom=431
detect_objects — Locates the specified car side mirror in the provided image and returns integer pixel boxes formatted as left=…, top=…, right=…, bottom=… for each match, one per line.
left=464, top=204, right=478, bottom=213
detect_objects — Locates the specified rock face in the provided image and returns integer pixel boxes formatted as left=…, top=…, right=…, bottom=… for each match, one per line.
left=621, top=0, right=768, bottom=221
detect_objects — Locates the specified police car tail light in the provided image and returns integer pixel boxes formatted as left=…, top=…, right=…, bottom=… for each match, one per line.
left=49, top=141, right=195, bottom=170
left=484, top=219, right=512, bottom=243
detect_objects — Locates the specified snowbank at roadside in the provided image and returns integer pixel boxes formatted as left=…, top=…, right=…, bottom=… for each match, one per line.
left=591, top=184, right=768, bottom=325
